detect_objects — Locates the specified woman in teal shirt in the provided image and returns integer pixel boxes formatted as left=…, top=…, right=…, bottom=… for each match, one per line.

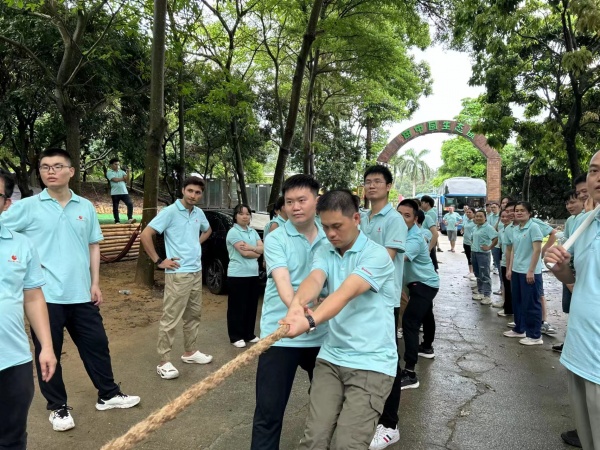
left=504, top=201, right=544, bottom=346
left=471, top=210, right=498, bottom=304
left=226, top=204, right=263, bottom=348
left=462, top=208, right=476, bottom=280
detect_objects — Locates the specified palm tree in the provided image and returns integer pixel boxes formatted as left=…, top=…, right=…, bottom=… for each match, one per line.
left=397, top=148, right=433, bottom=197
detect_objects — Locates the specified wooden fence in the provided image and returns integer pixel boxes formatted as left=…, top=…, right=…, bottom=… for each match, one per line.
left=99, top=223, right=141, bottom=263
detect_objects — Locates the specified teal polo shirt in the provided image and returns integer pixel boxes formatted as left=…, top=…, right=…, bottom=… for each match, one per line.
left=462, top=217, right=476, bottom=245
left=312, top=231, right=397, bottom=377
left=561, top=209, right=600, bottom=384
left=360, top=203, right=407, bottom=307
left=564, top=212, right=585, bottom=239
left=472, top=222, right=498, bottom=253
left=443, top=212, right=461, bottom=231
left=263, top=215, right=286, bottom=240
left=106, top=169, right=128, bottom=195
left=425, top=208, right=437, bottom=225
left=420, top=226, right=432, bottom=243
left=422, top=214, right=436, bottom=232
left=148, top=200, right=210, bottom=273
left=404, top=225, right=439, bottom=289
left=261, top=220, right=329, bottom=347
left=531, top=217, right=554, bottom=237
left=506, top=219, right=543, bottom=274
left=488, top=212, right=499, bottom=228
left=0, top=224, right=45, bottom=371
left=226, top=224, right=261, bottom=277
left=0, top=189, right=103, bottom=304
left=499, top=224, right=513, bottom=267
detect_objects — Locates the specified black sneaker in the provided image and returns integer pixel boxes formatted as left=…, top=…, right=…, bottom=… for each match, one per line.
left=418, top=344, right=435, bottom=359
left=437, top=248, right=443, bottom=252
left=552, top=343, right=564, bottom=353
left=400, top=369, right=419, bottom=390
left=561, top=429, right=582, bottom=448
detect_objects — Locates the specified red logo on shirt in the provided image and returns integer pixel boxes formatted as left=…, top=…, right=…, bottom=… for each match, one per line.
left=361, top=266, right=373, bottom=276
left=77, top=215, right=85, bottom=221
left=8, top=254, right=18, bottom=263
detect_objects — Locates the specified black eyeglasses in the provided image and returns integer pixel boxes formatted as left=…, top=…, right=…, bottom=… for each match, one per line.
left=0, top=193, right=8, bottom=199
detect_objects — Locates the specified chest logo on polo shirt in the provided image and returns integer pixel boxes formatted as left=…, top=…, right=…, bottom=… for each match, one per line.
left=8, top=254, right=19, bottom=263
left=77, top=215, right=86, bottom=221
left=377, top=227, right=381, bottom=233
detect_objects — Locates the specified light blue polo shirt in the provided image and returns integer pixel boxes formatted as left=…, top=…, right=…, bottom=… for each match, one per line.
left=499, top=223, right=514, bottom=267
left=312, top=231, right=397, bottom=377
left=564, top=212, right=585, bottom=239
left=443, top=212, right=461, bottom=231
left=263, top=215, right=286, bottom=240
left=0, top=189, right=103, bottom=304
left=106, top=169, right=128, bottom=195
left=360, top=203, right=407, bottom=307
left=148, top=200, right=210, bottom=273
left=506, top=219, right=543, bottom=274
left=561, top=209, right=600, bottom=384
left=226, top=224, right=261, bottom=277
left=422, top=214, right=436, bottom=232
left=425, top=208, right=438, bottom=225
left=488, top=212, right=499, bottom=228
left=0, top=224, right=45, bottom=371
left=261, top=220, right=329, bottom=347
left=462, top=217, right=476, bottom=246
left=531, top=217, right=554, bottom=237
left=472, top=222, right=498, bottom=253
left=404, top=225, right=439, bottom=289
left=420, top=226, right=432, bottom=243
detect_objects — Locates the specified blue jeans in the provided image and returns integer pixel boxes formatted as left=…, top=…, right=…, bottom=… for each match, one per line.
left=472, top=252, right=491, bottom=296
left=511, top=272, right=542, bottom=339
left=491, top=247, right=502, bottom=270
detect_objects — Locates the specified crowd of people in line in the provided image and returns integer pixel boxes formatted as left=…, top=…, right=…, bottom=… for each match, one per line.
left=1, top=147, right=599, bottom=450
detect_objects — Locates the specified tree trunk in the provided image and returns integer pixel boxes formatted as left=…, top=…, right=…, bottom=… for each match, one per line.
left=303, top=49, right=320, bottom=175
left=522, top=157, right=535, bottom=201
left=178, top=65, right=186, bottom=192
left=135, top=0, right=168, bottom=287
left=268, top=0, right=324, bottom=210
left=63, top=108, right=82, bottom=194
left=231, top=116, right=249, bottom=205
left=364, top=116, right=373, bottom=208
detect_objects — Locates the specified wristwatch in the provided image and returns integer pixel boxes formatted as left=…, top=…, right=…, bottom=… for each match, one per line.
left=306, top=315, right=316, bottom=334
left=155, top=257, right=164, bottom=266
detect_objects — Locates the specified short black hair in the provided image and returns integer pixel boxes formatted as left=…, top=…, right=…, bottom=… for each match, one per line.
left=515, top=201, right=533, bottom=214
left=420, top=195, right=435, bottom=208
left=563, top=189, right=579, bottom=203
left=0, top=168, right=16, bottom=199
left=398, top=199, right=419, bottom=216
left=574, top=173, right=587, bottom=186
left=282, top=174, right=319, bottom=197
left=40, top=148, right=71, bottom=165
left=364, top=165, right=393, bottom=184
left=109, top=157, right=120, bottom=165
left=233, top=203, right=252, bottom=224
left=316, top=189, right=359, bottom=218
left=274, top=196, right=285, bottom=211
left=416, top=209, right=425, bottom=225
left=475, top=209, right=487, bottom=218
left=504, top=201, right=518, bottom=209
left=490, top=201, right=499, bottom=206
left=182, top=176, right=205, bottom=190
left=501, top=196, right=513, bottom=203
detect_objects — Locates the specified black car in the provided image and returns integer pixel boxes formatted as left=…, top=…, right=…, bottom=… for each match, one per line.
left=155, top=209, right=264, bottom=295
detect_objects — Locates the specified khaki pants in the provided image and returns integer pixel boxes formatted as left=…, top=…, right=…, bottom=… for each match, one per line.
left=157, top=272, right=203, bottom=362
left=298, top=359, right=394, bottom=450
left=568, top=370, right=600, bottom=450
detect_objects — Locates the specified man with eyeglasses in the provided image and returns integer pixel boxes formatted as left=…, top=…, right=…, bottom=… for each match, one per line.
left=106, top=157, right=135, bottom=224
left=0, top=169, right=56, bottom=450
left=0, top=148, right=140, bottom=433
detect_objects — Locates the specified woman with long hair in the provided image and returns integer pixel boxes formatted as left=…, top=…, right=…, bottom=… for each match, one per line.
left=226, top=204, right=263, bottom=348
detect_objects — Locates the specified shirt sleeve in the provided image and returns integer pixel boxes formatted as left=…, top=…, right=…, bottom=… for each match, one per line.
left=265, top=232, right=288, bottom=276
left=148, top=207, right=171, bottom=234
left=489, top=226, right=498, bottom=240
left=505, top=227, right=513, bottom=245
left=0, top=199, right=31, bottom=232
left=351, top=244, right=394, bottom=292
left=310, top=245, right=331, bottom=278
left=226, top=228, right=243, bottom=246
left=533, top=218, right=554, bottom=237
left=88, top=203, right=103, bottom=244
left=384, top=215, right=406, bottom=252
left=106, top=170, right=115, bottom=180
left=530, top=223, right=544, bottom=242
left=404, top=235, right=421, bottom=262
left=198, top=210, right=210, bottom=233
left=423, top=215, right=435, bottom=230
left=23, top=239, right=45, bottom=289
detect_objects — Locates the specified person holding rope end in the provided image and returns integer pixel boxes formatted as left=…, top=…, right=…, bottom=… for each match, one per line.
left=281, top=189, right=396, bottom=450
left=140, top=176, right=213, bottom=380
left=545, top=151, right=600, bottom=450
left=0, top=148, right=141, bottom=432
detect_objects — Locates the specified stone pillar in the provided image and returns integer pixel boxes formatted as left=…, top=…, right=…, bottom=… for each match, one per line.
left=486, top=157, right=502, bottom=202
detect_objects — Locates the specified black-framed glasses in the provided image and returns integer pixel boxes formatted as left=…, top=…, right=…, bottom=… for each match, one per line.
left=0, top=193, right=8, bottom=199
left=39, top=164, right=71, bottom=173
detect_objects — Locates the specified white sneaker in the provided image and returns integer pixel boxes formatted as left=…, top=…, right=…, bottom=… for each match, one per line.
left=157, top=362, right=180, bottom=379
left=182, top=350, right=213, bottom=364
left=503, top=330, right=526, bottom=338
left=397, top=328, right=403, bottom=339
left=232, top=340, right=246, bottom=348
left=497, top=310, right=512, bottom=317
left=472, top=293, right=484, bottom=300
left=480, top=296, right=492, bottom=305
left=507, top=321, right=516, bottom=328
left=49, top=406, right=75, bottom=431
left=96, top=392, right=141, bottom=411
left=369, top=424, right=400, bottom=450
left=491, top=301, right=504, bottom=308
left=519, top=337, right=543, bottom=346
left=248, top=337, right=260, bottom=343
left=469, top=274, right=477, bottom=281
left=493, top=268, right=499, bottom=275
left=463, top=273, right=473, bottom=278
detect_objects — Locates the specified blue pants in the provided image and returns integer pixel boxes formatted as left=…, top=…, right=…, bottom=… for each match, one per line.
left=491, top=247, right=502, bottom=271
left=472, top=252, right=492, bottom=296
left=511, top=272, right=542, bottom=339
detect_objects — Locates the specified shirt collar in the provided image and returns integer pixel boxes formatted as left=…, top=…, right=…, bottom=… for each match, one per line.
left=330, top=230, right=368, bottom=255
left=284, top=219, right=325, bottom=240
left=40, top=188, right=80, bottom=203
left=233, top=223, right=250, bottom=232
left=520, top=219, right=533, bottom=230
left=0, top=222, right=13, bottom=239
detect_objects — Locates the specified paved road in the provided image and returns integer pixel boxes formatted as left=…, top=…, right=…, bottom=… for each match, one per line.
left=26, top=237, right=574, bottom=450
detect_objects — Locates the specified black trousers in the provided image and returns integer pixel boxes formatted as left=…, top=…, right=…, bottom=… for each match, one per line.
left=251, top=346, right=320, bottom=450
left=429, top=247, right=439, bottom=271
left=379, top=307, right=402, bottom=429
left=464, top=243, right=472, bottom=266
left=111, top=194, right=134, bottom=223
left=402, top=282, right=438, bottom=370
left=227, top=276, right=260, bottom=342
left=30, top=302, right=120, bottom=410
left=501, top=266, right=513, bottom=315
left=0, top=362, right=33, bottom=450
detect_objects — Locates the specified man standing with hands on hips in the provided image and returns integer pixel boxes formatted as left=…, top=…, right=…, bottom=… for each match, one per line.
left=140, top=176, right=213, bottom=380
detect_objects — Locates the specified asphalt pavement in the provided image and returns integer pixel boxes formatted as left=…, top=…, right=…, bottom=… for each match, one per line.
left=26, top=237, right=575, bottom=450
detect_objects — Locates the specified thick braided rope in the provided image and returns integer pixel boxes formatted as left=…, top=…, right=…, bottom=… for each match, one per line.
left=100, top=325, right=289, bottom=450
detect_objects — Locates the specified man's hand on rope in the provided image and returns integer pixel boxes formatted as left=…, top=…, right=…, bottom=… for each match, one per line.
left=280, top=301, right=311, bottom=338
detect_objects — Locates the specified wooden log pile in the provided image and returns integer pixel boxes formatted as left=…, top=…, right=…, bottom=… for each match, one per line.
left=99, top=223, right=141, bottom=263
